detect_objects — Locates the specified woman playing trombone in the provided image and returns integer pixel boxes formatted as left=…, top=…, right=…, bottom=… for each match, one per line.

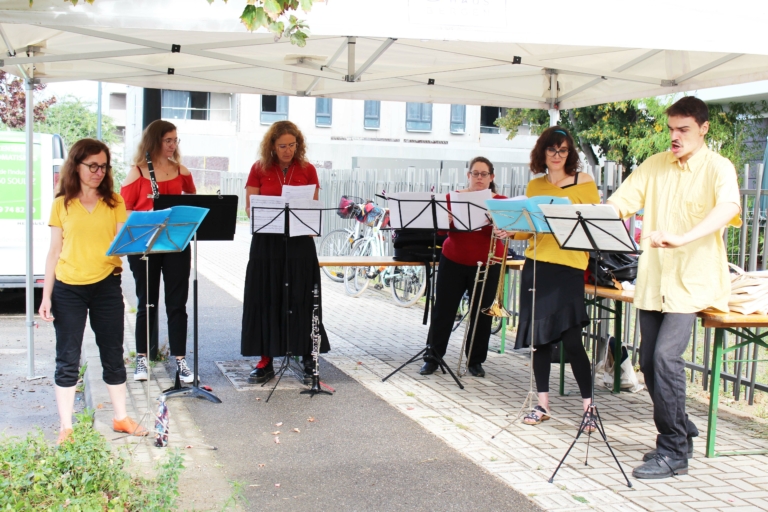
left=420, top=156, right=507, bottom=378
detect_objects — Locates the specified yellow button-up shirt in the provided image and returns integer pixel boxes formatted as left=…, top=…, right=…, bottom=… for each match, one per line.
left=608, top=146, right=741, bottom=313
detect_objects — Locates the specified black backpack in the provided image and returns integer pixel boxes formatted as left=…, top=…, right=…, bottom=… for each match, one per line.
left=586, top=252, right=639, bottom=288
left=392, top=229, right=447, bottom=262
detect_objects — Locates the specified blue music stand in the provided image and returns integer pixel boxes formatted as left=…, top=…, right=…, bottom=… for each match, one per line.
left=108, top=206, right=212, bottom=430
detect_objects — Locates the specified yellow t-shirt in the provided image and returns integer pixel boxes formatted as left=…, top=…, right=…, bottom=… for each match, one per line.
left=515, top=174, right=601, bottom=270
left=48, top=194, right=128, bottom=285
left=608, top=147, right=741, bottom=313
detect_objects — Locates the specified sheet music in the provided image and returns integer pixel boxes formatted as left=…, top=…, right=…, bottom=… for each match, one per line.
left=250, top=195, right=285, bottom=234
left=387, top=192, right=435, bottom=229
left=289, top=199, right=323, bottom=237
left=281, top=184, right=316, bottom=201
left=433, top=194, right=450, bottom=229
left=538, top=203, right=636, bottom=252
left=449, top=189, right=492, bottom=231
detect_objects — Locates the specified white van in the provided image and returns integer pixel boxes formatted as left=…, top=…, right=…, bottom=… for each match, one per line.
left=0, top=131, right=65, bottom=289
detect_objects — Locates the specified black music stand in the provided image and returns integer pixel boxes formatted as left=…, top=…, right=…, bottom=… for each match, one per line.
left=154, top=194, right=238, bottom=404
left=381, top=193, right=489, bottom=390
left=250, top=198, right=333, bottom=402
left=539, top=203, right=636, bottom=488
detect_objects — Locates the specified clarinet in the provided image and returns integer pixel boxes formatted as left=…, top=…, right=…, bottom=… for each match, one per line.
left=308, top=284, right=322, bottom=393
left=146, top=151, right=160, bottom=199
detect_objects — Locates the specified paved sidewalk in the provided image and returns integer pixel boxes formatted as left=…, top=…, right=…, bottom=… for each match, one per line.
left=83, top=292, right=236, bottom=511
left=195, top=224, right=768, bottom=512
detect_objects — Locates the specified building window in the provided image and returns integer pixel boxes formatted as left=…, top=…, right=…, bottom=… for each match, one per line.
left=261, top=95, right=289, bottom=124
left=480, top=106, right=502, bottom=134
left=406, top=102, right=432, bottom=132
left=109, top=93, right=126, bottom=111
left=364, top=100, right=380, bottom=129
left=161, top=90, right=210, bottom=120
left=315, top=98, right=332, bottom=127
left=450, top=105, right=466, bottom=134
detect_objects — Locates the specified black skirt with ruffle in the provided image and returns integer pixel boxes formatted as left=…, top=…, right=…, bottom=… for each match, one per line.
left=240, top=233, right=330, bottom=357
left=514, top=258, right=589, bottom=349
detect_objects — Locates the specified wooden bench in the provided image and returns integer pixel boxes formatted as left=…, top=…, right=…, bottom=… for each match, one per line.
left=697, top=309, right=768, bottom=457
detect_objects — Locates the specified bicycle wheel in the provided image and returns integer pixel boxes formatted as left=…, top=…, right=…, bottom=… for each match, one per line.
left=490, top=315, right=503, bottom=335
left=318, top=229, right=354, bottom=282
left=390, top=265, right=427, bottom=307
left=344, top=239, right=372, bottom=297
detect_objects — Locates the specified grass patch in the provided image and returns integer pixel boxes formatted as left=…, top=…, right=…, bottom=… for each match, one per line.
left=405, top=391, right=415, bottom=397
left=0, top=410, right=184, bottom=511
left=572, top=495, right=589, bottom=504
left=456, top=423, right=469, bottom=431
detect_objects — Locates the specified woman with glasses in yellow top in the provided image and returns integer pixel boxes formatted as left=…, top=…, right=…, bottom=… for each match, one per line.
left=39, top=138, right=147, bottom=445
left=510, top=127, right=600, bottom=430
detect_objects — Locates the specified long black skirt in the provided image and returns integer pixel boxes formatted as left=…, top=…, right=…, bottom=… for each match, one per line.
left=514, top=258, right=589, bottom=349
left=241, top=234, right=330, bottom=358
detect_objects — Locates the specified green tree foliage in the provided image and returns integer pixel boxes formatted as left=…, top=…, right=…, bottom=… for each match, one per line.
left=34, top=96, right=121, bottom=149
left=496, top=96, right=768, bottom=173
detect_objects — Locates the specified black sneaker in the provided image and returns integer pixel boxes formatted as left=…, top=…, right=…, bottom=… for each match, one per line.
left=643, top=437, right=694, bottom=462
left=248, top=362, right=275, bottom=384
left=176, top=357, right=194, bottom=384
left=632, top=454, right=688, bottom=479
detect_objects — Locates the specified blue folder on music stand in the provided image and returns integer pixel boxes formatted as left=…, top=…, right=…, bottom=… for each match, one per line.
left=485, top=196, right=571, bottom=233
left=107, top=206, right=209, bottom=256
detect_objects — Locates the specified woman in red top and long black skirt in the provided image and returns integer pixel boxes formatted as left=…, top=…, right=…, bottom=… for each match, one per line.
left=120, top=120, right=196, bottom=384
left=242, top=121, right=330, bottom=384
left=420, top=156, right=507, bottom=379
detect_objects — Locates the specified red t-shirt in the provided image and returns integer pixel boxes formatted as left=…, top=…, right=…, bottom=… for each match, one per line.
left=120, top=167, right=196, bottom=211
left=441, top=193, right=507, bottom=267
left=245, top=161, right=319, bottom=197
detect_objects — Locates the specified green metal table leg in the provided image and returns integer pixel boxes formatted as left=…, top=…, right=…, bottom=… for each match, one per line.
left=499, top=269, right=510, bottom=354
left=706, top=328, right=724, bottom=458
left=613, top=300, right=623, bottom=394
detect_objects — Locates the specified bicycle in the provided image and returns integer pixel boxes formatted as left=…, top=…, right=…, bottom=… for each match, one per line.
left=317, top=196, right=370, bottom=282
left=344, top=202, right=391, bottom=297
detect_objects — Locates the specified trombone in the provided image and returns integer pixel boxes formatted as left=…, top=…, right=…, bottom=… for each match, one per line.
left=457, top=227, right=512, bottom=377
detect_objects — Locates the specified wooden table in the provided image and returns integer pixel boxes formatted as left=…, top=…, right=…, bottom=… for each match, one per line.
left=317, top=256, right=427, bottom=267
left=697, top=309, right=768, bottom=457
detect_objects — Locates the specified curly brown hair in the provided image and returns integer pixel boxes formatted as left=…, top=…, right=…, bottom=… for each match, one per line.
left=57, top=138, right=117, bottom=209
left=133, top=120, right=180, bottom=167
left=529, top=126, right=582, bottom=175
left=258, top=120, right=307, bottom=171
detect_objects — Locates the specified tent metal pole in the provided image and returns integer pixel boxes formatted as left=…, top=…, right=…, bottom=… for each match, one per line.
left=548, top=72, right=559, bottom=126
left=346, top=36, right=356, bottom=81
left=97, top=81, right=103, bottom=140
left=25, top=77, right=37, bottom=381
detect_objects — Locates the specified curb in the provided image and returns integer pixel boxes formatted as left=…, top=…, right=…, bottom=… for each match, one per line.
left=82, top=296, right=238, bottom=511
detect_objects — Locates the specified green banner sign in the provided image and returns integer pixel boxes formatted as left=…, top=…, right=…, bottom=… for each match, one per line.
left=0, top=140, right=41, bottom=220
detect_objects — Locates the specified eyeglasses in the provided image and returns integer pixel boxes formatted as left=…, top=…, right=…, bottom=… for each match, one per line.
left=163, top=138, right=181, bottom=145
left=545, top=147, right=570, bottom=158
left=79, top=162, right=111, bottom=174
left=277, top=143, right=298, bottom=151
left=469, top=171, right=492, bottom=178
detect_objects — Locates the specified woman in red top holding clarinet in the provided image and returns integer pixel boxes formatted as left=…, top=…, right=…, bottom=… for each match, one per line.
left=120, top=120, right=196, bottom=384
left=242, top=120, right=330, bottom=384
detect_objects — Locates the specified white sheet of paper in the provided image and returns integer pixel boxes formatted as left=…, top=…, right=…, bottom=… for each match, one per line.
left=249, top=195, right=285, bottom=234
left=387, top=192, right=436, bottom=229
left=449, top=189, right=492, bottom=231
left=281, top=184, right=316, bottom=201
left=538, top=203, right=636, bottom=252
left=288, top=199, right=323, bottom=237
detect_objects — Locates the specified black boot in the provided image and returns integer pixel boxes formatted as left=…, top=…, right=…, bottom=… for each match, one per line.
left=632, top=454, right=688, bottom=479
left=643, top=437, right=694, bottom=462
left=248, top=362, right=274, bottom=384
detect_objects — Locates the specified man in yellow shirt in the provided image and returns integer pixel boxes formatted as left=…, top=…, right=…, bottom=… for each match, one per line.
left=608, top=96, right=741, bottom=479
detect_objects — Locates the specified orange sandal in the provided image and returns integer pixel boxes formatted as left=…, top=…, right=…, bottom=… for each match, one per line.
left=113, top=416, right=149, bottom=436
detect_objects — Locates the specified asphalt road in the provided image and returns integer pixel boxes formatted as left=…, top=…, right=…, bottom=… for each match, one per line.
left=122, top=270, right=542, bottom=511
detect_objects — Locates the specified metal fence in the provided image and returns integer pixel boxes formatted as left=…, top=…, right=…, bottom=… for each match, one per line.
left=221, top=162, right=768, bottom=405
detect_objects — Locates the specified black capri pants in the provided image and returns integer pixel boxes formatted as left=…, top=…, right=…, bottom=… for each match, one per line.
left=52, top=274, right=126, bottom=387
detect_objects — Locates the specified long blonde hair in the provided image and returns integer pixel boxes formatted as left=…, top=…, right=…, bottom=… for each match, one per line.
left=133, top=120, right=181, bottom=166
left=258, top=120, right=307, bottom=171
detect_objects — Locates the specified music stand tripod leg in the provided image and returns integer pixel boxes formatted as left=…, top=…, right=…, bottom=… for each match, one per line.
left=164, top=235, right=221, bottom=404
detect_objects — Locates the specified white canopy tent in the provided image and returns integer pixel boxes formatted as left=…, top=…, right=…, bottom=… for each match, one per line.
left=3, top=0, right=768, bottom=377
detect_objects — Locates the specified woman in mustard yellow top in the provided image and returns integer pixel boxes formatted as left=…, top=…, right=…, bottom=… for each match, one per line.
left=511, top=127, right=600, bottom=429
left=39, top=139, right=146, bottom=445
